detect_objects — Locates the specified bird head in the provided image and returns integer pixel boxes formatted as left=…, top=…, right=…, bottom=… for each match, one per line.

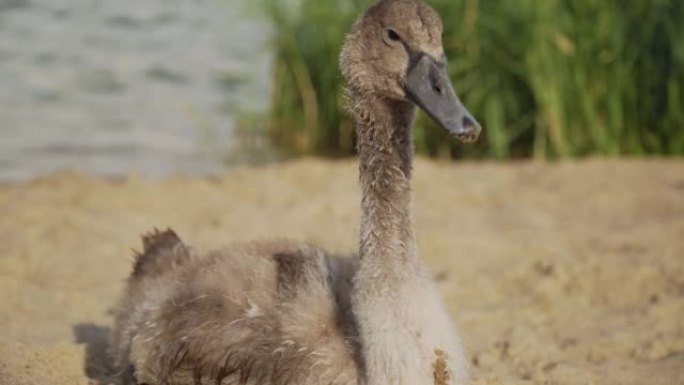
left=340, top=0, right=481, bottom=143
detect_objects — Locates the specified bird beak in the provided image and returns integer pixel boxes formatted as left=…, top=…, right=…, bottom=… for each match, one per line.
left=404, top=53, right=481, bottom=143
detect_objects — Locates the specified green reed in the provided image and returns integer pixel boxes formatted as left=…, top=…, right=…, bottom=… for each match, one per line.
left=261, top=0, right=684, bottom=159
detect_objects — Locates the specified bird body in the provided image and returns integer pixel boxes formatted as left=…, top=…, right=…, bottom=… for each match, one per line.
left=111, top=1, right=481, bottom=384
left=112, top=236, right=360, bottom=384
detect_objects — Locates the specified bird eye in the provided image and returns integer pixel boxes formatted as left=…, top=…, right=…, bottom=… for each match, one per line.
left=386, top=28, right=400, bottom=42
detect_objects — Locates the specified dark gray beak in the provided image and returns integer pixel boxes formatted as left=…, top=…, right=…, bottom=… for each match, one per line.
left=405, top=53, right=481, bottom=143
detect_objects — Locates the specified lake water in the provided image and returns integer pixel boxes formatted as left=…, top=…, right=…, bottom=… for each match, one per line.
left=0, top=0, right=271, bottom=181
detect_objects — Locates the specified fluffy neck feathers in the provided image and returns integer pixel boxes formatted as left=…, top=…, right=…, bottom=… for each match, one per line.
left=352, top=92, right=418, bottom=268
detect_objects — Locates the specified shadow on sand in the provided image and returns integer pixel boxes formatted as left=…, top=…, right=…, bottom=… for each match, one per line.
left=73, top=323, right=122, bottom=385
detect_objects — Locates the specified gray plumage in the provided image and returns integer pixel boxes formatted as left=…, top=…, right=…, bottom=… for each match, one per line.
left=112, top=232, right=359, bottom=384
left=111, top=1, right=474, bottom=384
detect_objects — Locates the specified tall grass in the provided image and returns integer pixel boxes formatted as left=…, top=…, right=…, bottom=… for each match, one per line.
left=262, top=0, right=684, bottom=159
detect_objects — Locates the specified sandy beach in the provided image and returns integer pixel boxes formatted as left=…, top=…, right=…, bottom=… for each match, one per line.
left=0, top=158, right=682, bottom=385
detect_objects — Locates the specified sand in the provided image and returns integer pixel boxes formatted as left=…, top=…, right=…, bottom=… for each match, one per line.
left=0, top=158, right=682, bottom=385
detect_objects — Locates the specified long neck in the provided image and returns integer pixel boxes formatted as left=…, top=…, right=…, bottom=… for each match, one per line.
left=351, top=93, right=436, bottom=385
left=353, top=93, right=418, bottom=270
